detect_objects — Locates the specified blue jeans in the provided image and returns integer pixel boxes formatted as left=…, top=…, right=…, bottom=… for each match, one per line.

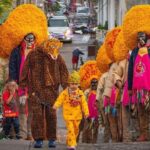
left=4, top=117, right=19, bottom=136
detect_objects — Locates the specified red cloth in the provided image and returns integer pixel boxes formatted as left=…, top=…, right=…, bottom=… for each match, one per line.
left=2, top=90, right=19, bottom=117
left=72, top=55, right=79, bottom=64
left=18, top=49, right=28, bottom=116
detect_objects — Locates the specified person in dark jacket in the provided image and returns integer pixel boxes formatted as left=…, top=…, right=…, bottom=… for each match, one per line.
left=72, top=47, right=84, bottom=70
left=128, top=32, right=150, bottom=142
left=9, top=33, right=36, bottom=140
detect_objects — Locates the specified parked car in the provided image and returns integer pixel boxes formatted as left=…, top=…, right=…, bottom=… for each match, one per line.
left=76, top=6, right=90, bottom=17
left=48, top=16, right=72, bottom=42
left=73, top=16, right=90, bottom=33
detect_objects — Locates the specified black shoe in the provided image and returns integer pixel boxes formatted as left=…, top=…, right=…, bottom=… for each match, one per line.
left=34, top=140, right=43, bottom=148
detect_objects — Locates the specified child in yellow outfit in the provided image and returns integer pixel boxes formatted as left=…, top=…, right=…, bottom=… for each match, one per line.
left=53, top=71, right=89, bottom=150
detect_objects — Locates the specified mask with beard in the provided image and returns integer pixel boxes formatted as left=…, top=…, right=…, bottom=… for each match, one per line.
left=137, top=32, right=148, bottom=47
left=91, top=78, right=98, bottom=90
left=24, top=33, right=36, bottom=50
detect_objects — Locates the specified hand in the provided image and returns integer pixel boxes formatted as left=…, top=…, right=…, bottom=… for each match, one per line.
left=19, top=95, right=27, bottom=105
left=116, top=80, right=122, bottom=89
left=53, top=105, right=57, bottom=110
left=105, top=96, right=110, bottom=101
left=128, top=90, right=132, bottom=96
left=84, top=115, right=89, bottom=119
left=94, top=100, right=99, bottom=108
left=10, top=89, right=15, bottom=95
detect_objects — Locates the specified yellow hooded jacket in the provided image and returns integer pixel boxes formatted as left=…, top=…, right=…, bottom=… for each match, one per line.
left=54, top=88, right=89, bottom=120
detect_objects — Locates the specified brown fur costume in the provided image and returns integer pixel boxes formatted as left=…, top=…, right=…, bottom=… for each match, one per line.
left=19, top=44, right=69, bottom=140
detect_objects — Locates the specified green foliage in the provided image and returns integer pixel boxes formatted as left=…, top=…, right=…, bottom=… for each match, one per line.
left=51, top=1, right=61, bottom=12
left=0, top=0, right=12, bottom=24
left=98, top=21, right=108, bottom=30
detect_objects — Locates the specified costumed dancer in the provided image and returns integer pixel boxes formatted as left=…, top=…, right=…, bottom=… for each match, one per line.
left=9, top=33, right=36, bottom=140
left=96, top=43, right=113, bottom=143
left=20, top=38, right=69, bottom=148
left=122, top=5, right=150, bottom=141
left=96, top=71, right=111, bottom=143
left=79, top=61, right=101, bottom=144
left=128, top=32, right=150, bottom=141
left=103, top=62, right=120, bottom=142
left=53, top=71, right=89, bottom=150
left=0, top=4, right=48, bottom=140
left=113, top=30, right=140, bottom=142
left=113, top=58, right=132, bottom=142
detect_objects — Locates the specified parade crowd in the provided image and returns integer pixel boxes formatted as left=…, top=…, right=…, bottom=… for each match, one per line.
left=0, top=3, right=150, bottom=150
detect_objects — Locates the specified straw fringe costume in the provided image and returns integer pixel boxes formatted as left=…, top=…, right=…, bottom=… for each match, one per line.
left=103, top=63, right=121, bottom=142
left=96, top=72, right=111, bottom=143
left=82, top=89, right=99, bottom=143
left=113, top=59, right=139, bottom=142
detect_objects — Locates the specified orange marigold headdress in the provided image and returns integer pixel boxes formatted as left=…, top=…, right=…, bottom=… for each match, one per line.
left=105, top=26, right=122, bottom=61
left=96, top=44, right=112, bottom=73
left=122, top=5, right=150, bottom=50
left=0, top=4, right=48, bottom=58
left=113, top=31, right=129, bottom=61
left=79, top=60, right=101, bottom=90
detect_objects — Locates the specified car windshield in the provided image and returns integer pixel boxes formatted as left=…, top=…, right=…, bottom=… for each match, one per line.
left=77, top=8, right=89, bottom=13
left=74, top=18, right=89, bottom=24
left=48, top=19, right=68, bottom=27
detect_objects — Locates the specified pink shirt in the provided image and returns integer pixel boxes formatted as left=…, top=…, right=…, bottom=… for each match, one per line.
left=122, top=81, right=130, bottom=106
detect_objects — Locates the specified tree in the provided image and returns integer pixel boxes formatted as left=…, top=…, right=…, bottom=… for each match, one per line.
left=0, top=0, right=12, bottom=16
left=0, top=0, right=12, bottom=24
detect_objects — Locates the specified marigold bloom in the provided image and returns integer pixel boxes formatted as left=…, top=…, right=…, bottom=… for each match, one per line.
left=0, top=4, right=48, bottom=58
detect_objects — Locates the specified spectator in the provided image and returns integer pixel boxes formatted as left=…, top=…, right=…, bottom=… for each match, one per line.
left=2, top=80, right=20, bottom=139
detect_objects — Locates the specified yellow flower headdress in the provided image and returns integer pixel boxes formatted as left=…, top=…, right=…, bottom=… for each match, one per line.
left=79, top=60, right=101, bottom=90
left=68, top=71, right=80, bottom=84
left=122, top=5, right=150, bottom=50
left=0, top=4, right=48, bottom=58
left=113, top=31, right=129, bottom=61
left=105, top=26, right=122, bottom=61
left=42, top=38, right=63, bottom=58
left=96, top=44, right=112, bottom=73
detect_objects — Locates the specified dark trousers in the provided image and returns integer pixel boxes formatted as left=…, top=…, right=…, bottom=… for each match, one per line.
left=4, top=117, right=19, bottom=136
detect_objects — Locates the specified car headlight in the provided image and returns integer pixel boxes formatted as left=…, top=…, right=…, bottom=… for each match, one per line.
left=64, top=29, right=72, bottom=36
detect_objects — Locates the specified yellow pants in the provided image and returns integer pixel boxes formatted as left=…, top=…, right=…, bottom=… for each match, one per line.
left=65, top=120, right=81, bottom=147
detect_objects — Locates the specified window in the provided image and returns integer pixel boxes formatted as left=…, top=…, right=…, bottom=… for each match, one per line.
left=48, top=19, right=69, bottom=27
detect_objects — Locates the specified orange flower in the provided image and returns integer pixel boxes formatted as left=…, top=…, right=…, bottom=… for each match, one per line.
left=79, top=60, right=101, bottom=90
left=0, top=4, right=48, bottom=58
left=113, top=31, right=129, bottom=61
left=105, top=26, right=122, bottom=61
left=96, top=44, right=112, bottom=73
left=123, top=5, right=150, bottom=50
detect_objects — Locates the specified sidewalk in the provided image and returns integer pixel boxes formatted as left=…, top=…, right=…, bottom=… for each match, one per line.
left=1, top=139, right=150, bottom=150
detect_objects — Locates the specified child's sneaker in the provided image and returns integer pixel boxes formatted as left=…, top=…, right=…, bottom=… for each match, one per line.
left=48, top=140, right=56, bottom=148
left=34, top=140, right=43, bottom=148
left=67, top=146, right=76, bottom=150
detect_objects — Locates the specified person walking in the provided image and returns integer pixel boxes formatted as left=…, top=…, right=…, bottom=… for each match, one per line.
left=72, top=47, right=84, bottom=70
left=53, top=71, right=89, bottom=150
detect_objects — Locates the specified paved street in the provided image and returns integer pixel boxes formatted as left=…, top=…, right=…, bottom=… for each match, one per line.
left=1, top=139, right=150, bottom=150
